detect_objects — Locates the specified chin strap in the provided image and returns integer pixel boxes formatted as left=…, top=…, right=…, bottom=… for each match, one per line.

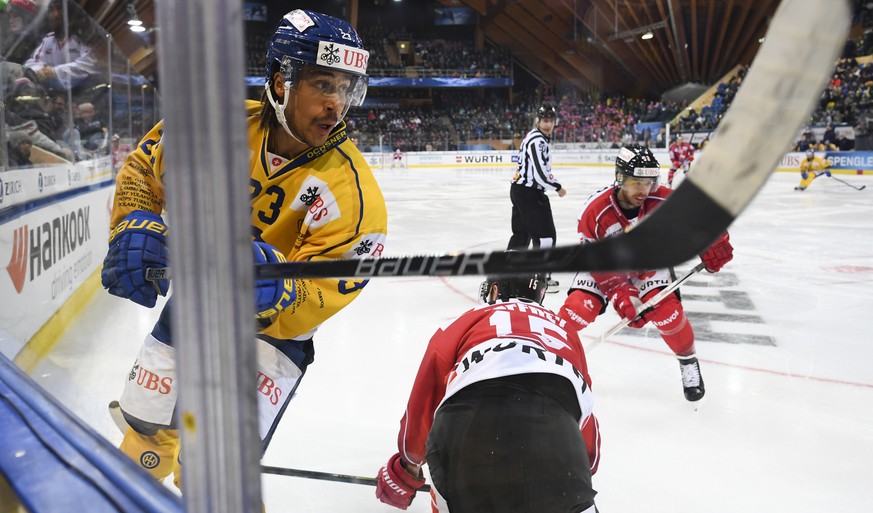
left=264, top=81, right=308, bottom=147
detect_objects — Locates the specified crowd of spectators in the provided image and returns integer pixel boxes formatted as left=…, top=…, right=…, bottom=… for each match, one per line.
left=2, top=0, right=115, bottom=169
left=676, top=66, right=747, bottom=132
left=344, top=84, right=684, bottom=152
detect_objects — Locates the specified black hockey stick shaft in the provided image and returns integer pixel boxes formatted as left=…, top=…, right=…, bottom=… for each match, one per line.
left=144, top=184, right=733, bottom=282
left=829, top=175, right=866, bottom=190
left=261, top=465, right=431, bottom=492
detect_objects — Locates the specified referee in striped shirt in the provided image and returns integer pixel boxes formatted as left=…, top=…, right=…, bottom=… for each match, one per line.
left=507, top=103, right=567, bottom=251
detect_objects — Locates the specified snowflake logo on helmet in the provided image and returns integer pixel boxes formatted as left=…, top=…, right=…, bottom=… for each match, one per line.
left=320, top=43, right=341, bottom=65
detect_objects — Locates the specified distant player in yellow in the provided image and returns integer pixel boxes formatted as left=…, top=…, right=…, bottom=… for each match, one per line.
left=795, top=148, right=831, bottom=191
left=100, top=10, right=387, bottom=488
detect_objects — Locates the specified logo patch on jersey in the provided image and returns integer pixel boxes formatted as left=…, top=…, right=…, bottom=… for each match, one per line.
left=271, top=156, right=283, bottom=168
left=342, top=233, right=386, bottom=259
left=605, top=222, right=624, bottom=237
left=140, top=451, right=161, bottom=469
left=290, top=176, right=340, bottom=229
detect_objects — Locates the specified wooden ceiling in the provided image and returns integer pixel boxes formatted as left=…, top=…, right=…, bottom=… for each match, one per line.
left=438, top=0, right=782, bottom=96
left=76, top=0, right=158, bottom=82
left=76, top=0, right=782, bottom=96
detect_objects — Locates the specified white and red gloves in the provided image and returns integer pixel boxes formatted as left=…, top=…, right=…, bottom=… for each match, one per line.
left=376, top=453, right=426, bottom=510
left=593, top=273, right=653, bottom=328
left=700, top=232, right=733, bottom=272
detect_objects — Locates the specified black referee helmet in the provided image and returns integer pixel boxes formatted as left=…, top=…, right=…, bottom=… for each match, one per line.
left=537, top=103, right=557, bottom=120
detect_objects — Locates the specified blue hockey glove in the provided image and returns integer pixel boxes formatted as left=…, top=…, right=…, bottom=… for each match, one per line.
left=101, top=210, right=169, bottom=308
left=252, top=241, right=296, bottom=319
left=825, top=169, right=832, bottom=177
left=801, top=171, right=809, bottom=180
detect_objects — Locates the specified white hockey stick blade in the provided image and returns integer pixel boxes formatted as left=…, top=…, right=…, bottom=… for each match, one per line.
left=584, top=262, right=705, bottom=352
left=685, top=0, right=850, bottom=218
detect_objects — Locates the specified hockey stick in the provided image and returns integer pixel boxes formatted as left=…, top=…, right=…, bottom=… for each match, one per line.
left=829, top=175, right=866, bottom=191
left=108, top=402, right=432, bottom=492
left=143, top=0, right=847, bottom=282
left=261, top=465, right=431, bottom=492
left=583, top=263, right=706, bottom=352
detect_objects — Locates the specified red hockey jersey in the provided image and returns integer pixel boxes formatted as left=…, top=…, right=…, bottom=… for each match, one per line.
left=396, top=299, right=600, bottom=473
left=577, top=184, right=671, bottom=243
left=669, top=141, right=695, bottom=167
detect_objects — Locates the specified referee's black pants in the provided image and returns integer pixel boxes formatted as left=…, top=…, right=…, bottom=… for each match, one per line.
left=425, top=374, right=597, bottom=513
left=508, top=183, right=557, bottom=250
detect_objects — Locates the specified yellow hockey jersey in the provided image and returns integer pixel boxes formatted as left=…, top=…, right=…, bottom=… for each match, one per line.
left=109, top=99, right=388, bottom=340
left=799, top=155, right=831, bottom=175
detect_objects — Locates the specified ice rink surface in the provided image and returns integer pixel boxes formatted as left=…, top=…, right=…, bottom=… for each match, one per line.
left=30, top=165, right=873, bottom=512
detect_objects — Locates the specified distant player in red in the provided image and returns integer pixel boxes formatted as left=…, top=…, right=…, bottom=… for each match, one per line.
left=392, top=147, right=404, bottom=168
left=558, top=144, right=733, bottom=402
left=668, top=135, right=695, bottom=187
left=376, top=273, right=600, bottom=513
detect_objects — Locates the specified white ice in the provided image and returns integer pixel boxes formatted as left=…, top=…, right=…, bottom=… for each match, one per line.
left=29, top=166, right=873, bottom=512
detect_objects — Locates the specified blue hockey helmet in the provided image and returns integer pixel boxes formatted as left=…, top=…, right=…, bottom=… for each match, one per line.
left=264, top=10, right=369, bottom=130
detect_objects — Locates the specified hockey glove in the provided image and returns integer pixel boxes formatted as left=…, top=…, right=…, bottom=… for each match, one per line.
left=376, top=453, right=425, bottom=510
left=252, top=241, right=296, bottom=319
left=609, top=283, right=650, bottom=328
left=825, top=169, right=832, bottom=177
left=801, top=170, right=809, bottom=180
left=593, top=273, right=649, bottom=328
left=559, top=290, right=601, bottom=332
left=700, top=232, right=733, bottom=273
left=101, top=210, right=169, bottom=308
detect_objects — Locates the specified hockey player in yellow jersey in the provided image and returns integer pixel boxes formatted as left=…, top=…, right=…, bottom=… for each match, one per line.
left=100, top=9, right=387, bottom=488
left=795, top=148, right=832, bottom=191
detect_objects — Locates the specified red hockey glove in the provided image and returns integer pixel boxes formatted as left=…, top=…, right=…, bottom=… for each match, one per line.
left=559, top=290, right=600, bottom=332
left=593, top=273, right=648, bottom=328
left=700, top=232, right=733, bottom=273
left=609, top=283, right=649, bottom=328
left=376, top=453, right=425, bottom=510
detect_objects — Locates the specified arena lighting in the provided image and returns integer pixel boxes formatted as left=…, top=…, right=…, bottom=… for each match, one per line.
left=127, top=3, right=143, bottom=28
left=641, top=31, right=654, bottom=40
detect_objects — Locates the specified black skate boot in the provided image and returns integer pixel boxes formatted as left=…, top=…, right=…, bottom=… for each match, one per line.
left=546, top=274, right=559, bottom=293
left=678, top=355, right=705, bottom=402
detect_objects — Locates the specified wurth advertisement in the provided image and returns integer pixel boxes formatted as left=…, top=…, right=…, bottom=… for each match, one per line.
left=0, top=187, right=113, bottom=356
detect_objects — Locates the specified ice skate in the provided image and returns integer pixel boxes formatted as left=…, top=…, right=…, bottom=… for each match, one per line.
left=678, top=355, right=705, bottom=402
left=546, top=275, right=560, bottom=292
